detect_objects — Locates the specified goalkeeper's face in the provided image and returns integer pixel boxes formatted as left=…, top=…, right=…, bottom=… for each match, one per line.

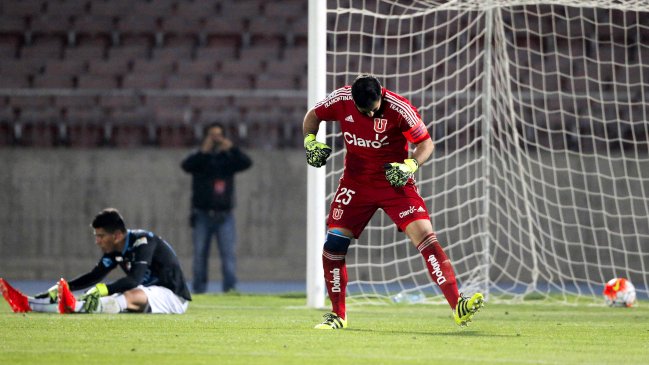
left=355, top=98, right=382, bottom=117
left=93, top=228, right=123, bottom=253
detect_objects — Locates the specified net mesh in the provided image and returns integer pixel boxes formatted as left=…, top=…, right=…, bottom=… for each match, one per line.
left=323, top=0, right=649, bottom=304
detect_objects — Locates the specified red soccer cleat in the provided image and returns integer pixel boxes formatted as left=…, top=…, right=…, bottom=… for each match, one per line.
left=57, top=278, right=76, bottom=314
left=0, top=278, right=32, bottom=313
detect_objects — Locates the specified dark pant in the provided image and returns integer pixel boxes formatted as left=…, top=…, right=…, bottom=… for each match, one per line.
left=191, top=209, right=237, bottom=293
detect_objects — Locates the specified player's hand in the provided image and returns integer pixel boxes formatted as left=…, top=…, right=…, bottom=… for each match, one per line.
left=384, top=158, right=419, bottom=187
left=34, top=283, right=59, bottom=303
left=304, top=134, right=332, bottom=168
left=80, top=283, right=108, bottom=313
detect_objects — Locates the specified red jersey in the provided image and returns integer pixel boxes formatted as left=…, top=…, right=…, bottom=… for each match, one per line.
left=314, top=86, right=430, bottom=184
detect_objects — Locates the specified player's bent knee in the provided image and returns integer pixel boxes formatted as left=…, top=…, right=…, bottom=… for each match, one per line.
left=123, top=288, right=149, bottom=312
left=324, top=229, right=352, bottom=254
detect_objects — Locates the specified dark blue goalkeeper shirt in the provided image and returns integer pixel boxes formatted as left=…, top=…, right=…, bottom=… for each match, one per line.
left=67, top=229, right=191, bottom=301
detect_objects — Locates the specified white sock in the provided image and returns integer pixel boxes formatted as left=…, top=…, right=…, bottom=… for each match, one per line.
left=28, top=298, right=58, bottom=313
left=99, top=296, right=123, bottom=314
left=115, top=294, right=127, bottom=311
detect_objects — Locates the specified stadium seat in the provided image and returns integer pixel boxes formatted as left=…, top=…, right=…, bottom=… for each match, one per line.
left=202, top=16, right=246, bottom=39
left=1, top=0, right=45, bottom=18
left=107, top=107, right=153, bottom=147
left=174, top=0, right=218, bottom=18
left=54, top=95, right=98, bottom=109
left=151, top=34, right=195, bottom=61
left=71, top=14, right=116, bottom=37
left=29, top=14, right=72, bottom=38
left=144, top=95, right=188, bottom=109
left=175, top=59, right=217, bottom=76
left=63, top=35, right=109, bottom=61
left=19, top=35, right=64, bottom=60
left=32, top=74, right=75, bottom=89
left=0, top=74, right=30, bottom=88
left=63, top=107, right=107, bottom=147
left=210, top=74, right=252, bottom=90
left=98, top=94, right=141, bottom=109
left=44, top=58, right=86, bottom=76
left=195, top=36, right=238, bottom=61
left=255, top=74, right=296, bottom=90
left=89, top=0, right=133, bottom=17
left=0, top=25, right=24, bottom=48
left=122, top=73, right=165, bottom=89
left=77, top=74, right=119, bottom=89
left=131, top=59, right=174, bottom=75
left=155, top=106, right=195, bottom=147
left=166, top=74, right=208, bottom=89
left=87, top=58, right=130, bottom=76
left=161, top=16, right=203, bottom=39
left=220, top=58, right=263, bottom=77
left=107, top=35, right=151, bottom=61
left=14, top=107, right=61, bottom=147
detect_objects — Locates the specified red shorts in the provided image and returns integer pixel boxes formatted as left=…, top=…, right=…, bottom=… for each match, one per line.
left=326, top=177, right=430, bottom=238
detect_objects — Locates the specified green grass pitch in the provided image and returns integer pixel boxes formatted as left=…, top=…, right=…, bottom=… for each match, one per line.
left=1, top=293, right=648, bottom=364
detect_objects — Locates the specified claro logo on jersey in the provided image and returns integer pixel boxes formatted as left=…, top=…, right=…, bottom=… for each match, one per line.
left=344, top=132, right=389, bottom=148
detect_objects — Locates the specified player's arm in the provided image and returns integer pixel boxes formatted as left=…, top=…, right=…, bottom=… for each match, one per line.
left=181, top=150, right=211, bottom=173
left=222, top=146, right=253, bottom=173
left=67, top=262, right=112, bottom=292
left=411, top=136, right=434, bottom=166
left=302, top=109, right=332, bottom=168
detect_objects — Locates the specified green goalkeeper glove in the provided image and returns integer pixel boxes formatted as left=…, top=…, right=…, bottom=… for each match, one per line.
left=80, top=283, right=109, bottom=313
left=34, top=284, right=58, bottom=303
left=304, top=133, right=332, bottom=168
left=384, top=158, right=419, bottom=187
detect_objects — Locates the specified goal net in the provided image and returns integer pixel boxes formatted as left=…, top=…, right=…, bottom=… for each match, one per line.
left=318, top=0, right=649, bottom=305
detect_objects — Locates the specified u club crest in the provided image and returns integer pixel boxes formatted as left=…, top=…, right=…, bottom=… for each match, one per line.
left=332, top=208, right=344, bottom=220
left=373, top=118, right=387, bottom=133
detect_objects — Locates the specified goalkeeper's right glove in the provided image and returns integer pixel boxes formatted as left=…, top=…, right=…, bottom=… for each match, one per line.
left=80, top=283, right=109, bottom=313
left=304, top=133, right=332, bottom=168
left=34, top=284, right=58, bottom=303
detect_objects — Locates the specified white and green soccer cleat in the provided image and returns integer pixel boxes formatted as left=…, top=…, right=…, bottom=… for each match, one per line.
left=454, top=293, right=484, bottom=326
left=314, top=312, right=348, bottom=330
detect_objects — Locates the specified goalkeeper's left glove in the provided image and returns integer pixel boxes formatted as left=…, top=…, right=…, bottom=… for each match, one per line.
left=384, top=158, right=419, bottom=187
left=34, top=283, right=58, bottom=303
left=304, top=133, right=332, bottom=168
left=80, top=283, right=109, bottom=313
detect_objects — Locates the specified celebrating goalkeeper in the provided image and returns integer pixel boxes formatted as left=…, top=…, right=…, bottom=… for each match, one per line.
left=0, top=208, right=191, bottom=314
left=303, top=74, right=484, bottom=329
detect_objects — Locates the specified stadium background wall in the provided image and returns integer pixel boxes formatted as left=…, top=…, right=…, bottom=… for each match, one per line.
left=0, top=148, right=307, bottom=282
left=0, top=149, right=646, bottom=284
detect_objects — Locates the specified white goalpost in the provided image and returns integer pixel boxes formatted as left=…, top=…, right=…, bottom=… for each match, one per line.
left=307, top=0, right=649, bottom=307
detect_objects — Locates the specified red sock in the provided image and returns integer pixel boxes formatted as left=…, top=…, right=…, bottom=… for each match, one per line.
left=417, top=232, right=460, bottom=309
left=322, top=249, right=348, bottom=319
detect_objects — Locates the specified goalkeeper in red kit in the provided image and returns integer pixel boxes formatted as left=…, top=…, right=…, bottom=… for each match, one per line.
left=303, top=74, right=484, bottom=329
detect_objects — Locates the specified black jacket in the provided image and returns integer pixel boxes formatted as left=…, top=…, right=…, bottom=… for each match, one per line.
left=181, top=147, right=252, bottom=211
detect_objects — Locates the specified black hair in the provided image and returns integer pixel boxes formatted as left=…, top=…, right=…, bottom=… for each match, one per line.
left=203, top=122, right=226, bottom=137
left=91, top=208, right=127, bottom=233
left=351, top=74, right=382, bottom=109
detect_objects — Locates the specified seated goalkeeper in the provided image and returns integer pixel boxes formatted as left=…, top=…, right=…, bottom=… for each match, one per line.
left=303, top=74, right=484, bottom=329
left=0, top=208, right=191, bottom=314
